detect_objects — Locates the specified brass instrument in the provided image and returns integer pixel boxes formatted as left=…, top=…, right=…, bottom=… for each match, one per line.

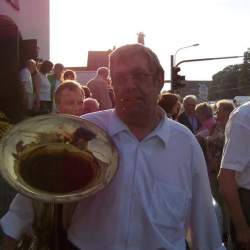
left=0, top=114, right=119, bottom=250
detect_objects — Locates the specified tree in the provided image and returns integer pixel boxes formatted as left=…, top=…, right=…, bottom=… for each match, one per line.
left=238, top=63, right=250, bottom=95
left=208, top=63, right=250, bottom=100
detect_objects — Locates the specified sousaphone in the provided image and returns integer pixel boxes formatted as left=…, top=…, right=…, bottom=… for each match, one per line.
left=0, top=114, right=119, bottom=250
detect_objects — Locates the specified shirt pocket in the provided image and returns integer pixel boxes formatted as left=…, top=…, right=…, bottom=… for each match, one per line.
left=151, top=180, right=188, bottom=230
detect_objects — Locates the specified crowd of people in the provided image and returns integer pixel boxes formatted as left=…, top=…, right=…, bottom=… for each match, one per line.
left=18, top=59, right=114, bottom=118
left=0, top=43, right=249, bottom=250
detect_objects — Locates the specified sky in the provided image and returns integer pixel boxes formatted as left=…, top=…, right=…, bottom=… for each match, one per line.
left=50, top=0, right=250, bottom=81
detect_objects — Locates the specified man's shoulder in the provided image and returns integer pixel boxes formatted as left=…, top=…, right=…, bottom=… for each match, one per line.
left=87, top=78, right=105, bottom=86
left=86, top=79, right=95, bottom=88
left=230, top=102, right=250, bottom=124
left=81, top=109, right=114, bottom=131
left=160, top=118, right=200, bottom=152
left=235, top=102, right=250, bottom=114
left=19, top=67, right=28, bottom=73
left=177, top=112, right=188, bottom=122
left=19, top=68, right=30, bottom=78
left=167, top=118, right=193, bottom=135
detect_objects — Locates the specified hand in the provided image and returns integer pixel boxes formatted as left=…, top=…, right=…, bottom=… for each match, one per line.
left=33, top=98, right=40, bottom=111
left=236, top=226, right=250, bottom=250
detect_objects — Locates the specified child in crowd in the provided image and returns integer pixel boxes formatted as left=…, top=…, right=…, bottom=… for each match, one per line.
left=54, top=80, right=85, bottom=116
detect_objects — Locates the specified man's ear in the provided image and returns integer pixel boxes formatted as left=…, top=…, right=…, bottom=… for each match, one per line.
left=156, top=72, right=164, bottom=91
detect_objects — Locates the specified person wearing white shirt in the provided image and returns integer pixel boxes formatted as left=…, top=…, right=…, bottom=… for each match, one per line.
left=219, top=102, right=250, bottom=250
left=1, top=44, right=225, bottom=250
left=19, top=59, right=36, bottom=114
left=33, top=60, right=53, bottom=114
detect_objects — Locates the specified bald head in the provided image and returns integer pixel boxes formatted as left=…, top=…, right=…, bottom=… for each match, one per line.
left=26, top=59, right=37, bottom=74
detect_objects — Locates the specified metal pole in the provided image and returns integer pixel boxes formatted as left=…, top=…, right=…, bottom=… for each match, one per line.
left=174, top=43, right=199, bottom=65
left=175, top=56, right=243, bottom=67
left=170, top=55, right=174, bottom=91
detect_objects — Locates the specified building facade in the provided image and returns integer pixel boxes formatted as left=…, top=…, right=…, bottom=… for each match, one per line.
left=0, top=0, right=49, bottom=121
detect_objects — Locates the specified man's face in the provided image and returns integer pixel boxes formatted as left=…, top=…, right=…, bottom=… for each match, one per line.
left=57, top=89, right=84, bottom=116
left=54, top=66, right=64, bottom=79
left=111, top=54, right=162, bottom=124
left=184, top=99, right=196, bottom=116
left=29, top=62, right=37, bottom=74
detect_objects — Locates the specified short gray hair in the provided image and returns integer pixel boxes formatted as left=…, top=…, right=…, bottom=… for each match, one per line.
left=109, top=43, right=164, bottom=81
left=183, top=95, right=197, bottom=104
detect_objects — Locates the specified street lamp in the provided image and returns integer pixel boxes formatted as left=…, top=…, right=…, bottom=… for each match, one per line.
left=170, top=43, right=199, bottom=92
left=174, top=43, right=199, bottom=65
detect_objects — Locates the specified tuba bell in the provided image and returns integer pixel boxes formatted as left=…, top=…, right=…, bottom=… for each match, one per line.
left=0, top=114, right=119, bottom=250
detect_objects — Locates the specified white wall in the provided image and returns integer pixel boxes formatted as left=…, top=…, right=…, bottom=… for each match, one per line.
left=0, top=0, right=50, bottom=60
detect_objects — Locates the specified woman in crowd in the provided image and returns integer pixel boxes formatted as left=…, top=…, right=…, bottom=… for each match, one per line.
left=63, top=70, right=76, bottom=81
left=207, top=100, right=235, bottom=237
left=207, top=100, right=235, bottom=184
left=158, top=92, right=181, bottom=120
left=195, top=102, right=215, bottom=137
left=33, top=60, right=54, bottom=114
left=205, top=100, right=235, bottom=245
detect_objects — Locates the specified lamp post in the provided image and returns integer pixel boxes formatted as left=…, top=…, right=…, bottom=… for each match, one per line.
left=170, top=43, right=199, bottom=91
left=174, top=43, right=200, bottom=65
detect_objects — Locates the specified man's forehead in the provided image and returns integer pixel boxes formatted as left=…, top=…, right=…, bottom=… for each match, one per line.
left=61, top=88, right=82, bottom=96
left=112, top=55, right=150, bottom=73
left=185, top=100, right=196, bottom=105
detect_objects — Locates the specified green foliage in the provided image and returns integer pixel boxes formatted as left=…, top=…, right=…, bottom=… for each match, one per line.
left=208, top=63, right=250, bottom=100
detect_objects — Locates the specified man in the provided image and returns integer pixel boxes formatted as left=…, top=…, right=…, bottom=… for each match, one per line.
left=47, top=63, right=64, bottom=111
left=19, top=59, right=37, bottom=115
left=218, top=102, right=250, bottom=250
left=178, top=95, right=200, bottom=134
left=1, top=44, right=224, bottom=250
left=87, top=67, right=113, bottom=110
left=47, top=63, right=64, bottom=99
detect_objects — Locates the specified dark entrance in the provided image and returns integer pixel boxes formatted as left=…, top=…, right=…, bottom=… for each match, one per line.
left=0, top=15, right=38, bottom=122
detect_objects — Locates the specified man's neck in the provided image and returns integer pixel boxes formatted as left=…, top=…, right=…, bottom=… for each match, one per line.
left=186, top=112, right=195, bottom=117
left=53, top=74, right=61, bottom=80
left=125, top=108, right=163, bottom=141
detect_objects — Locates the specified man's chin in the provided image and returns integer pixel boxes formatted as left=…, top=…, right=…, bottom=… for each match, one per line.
left=117, top=107, right=145, bottom=123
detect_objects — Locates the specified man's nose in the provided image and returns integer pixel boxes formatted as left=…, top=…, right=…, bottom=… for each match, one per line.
left=125, top=76, right=137, bottom=89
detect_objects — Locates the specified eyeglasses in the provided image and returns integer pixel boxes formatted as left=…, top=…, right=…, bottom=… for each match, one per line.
left=112, top=72, right=153, bottom=84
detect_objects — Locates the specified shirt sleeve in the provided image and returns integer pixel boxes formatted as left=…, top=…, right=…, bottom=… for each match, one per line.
left=221, top=119, right=250, bottom=172
left=0, top=194, right=34, bottom=240
left=19, top=70, right=29, bottom=83
left=187, top=137, right=225, bottom=250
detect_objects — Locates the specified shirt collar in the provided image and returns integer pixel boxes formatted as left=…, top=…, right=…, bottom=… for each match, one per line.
left=108, top=110, right=130, bottom=136
left=108, top=109, right=170, bottom=148
left=146, top=110, right=170, bottom=148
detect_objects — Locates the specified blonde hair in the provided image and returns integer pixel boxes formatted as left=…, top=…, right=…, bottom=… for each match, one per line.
left=195, top=102, right=213, bottom=119
left=216, top=99, right=235, bottom=113
left=54, top=80, right=84, bottom=105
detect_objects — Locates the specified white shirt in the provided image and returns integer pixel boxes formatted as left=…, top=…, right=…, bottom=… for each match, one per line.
left=19, top=68, right=33, bottom=94
left=37, top=72, right=51, bottom=101
left=221, top=102, right=250, bottom=189
left=1, top=110, right=224, bottom=250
